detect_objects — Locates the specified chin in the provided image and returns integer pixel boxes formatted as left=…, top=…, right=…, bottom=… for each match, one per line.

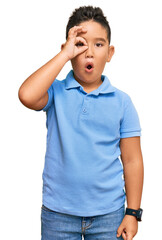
left=75, top=73, right=94, bottom=83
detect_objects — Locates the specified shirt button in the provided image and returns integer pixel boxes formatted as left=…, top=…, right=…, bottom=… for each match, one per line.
left=83, top=108, right=87, bottom=113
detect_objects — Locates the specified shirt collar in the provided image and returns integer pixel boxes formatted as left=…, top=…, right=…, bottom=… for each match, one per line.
left=65, top=70, right=116, bottom=96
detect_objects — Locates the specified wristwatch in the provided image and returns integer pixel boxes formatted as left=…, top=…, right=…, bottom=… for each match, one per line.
left=125, top=208, right=143, bottom=221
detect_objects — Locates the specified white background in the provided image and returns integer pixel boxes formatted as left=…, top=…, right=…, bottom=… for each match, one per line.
left=1, top=0, right=162, bottom=239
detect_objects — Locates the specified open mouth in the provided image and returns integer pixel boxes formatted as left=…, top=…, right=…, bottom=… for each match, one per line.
left=85, top=63, right=94, bottom=72
left=87, top=64, right=92, bottom=70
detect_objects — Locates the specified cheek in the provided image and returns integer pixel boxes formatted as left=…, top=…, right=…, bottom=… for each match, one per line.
left=71, top=59, right=77, bottom=69
left=102, top=51, right=109, bottom=60
left=96, top=51, right=109, bottom=62
left=97, top=56, right=108, bottom=66
left=71, top=56, right=83, bottom=69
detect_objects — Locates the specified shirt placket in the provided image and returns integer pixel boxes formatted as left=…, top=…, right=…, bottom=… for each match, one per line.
left=81, top=94, right=90, bottom=116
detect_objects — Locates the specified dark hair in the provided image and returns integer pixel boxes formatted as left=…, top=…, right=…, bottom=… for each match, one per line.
left=66, top=6, right=111, bottom=44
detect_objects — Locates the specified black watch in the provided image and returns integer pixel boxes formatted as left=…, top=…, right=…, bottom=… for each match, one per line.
left=125, top=208, right=143, bottom=221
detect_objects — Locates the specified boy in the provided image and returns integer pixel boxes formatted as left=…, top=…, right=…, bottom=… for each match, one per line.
left=18, top=6, right=144, bottom=240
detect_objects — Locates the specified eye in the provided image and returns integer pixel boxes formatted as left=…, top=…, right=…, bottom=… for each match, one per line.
left=76, top=42, right=84, bottom=47
left=96, top=43, right=103, bottom=47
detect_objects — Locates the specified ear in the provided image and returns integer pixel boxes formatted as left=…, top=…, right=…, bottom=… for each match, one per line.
left=61, top=43, right=65, bottom=50
left=107, top=45, right=115, bottom=62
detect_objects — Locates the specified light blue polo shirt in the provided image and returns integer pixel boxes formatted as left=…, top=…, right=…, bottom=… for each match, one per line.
left=39, top=70, right=141, bottom=217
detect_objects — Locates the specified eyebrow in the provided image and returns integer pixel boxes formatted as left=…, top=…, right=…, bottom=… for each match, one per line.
left=94, top=38, right=107, bottom=43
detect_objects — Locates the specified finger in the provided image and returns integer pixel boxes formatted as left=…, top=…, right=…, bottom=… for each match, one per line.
left=76, top=45, right=88, bottom=55
left=122, top=231, right=127, bottom=240
left=126, top=234, right=133, bottom=240
left=116, top=226, right=123, bottom=237
left=71, top=25, right=87, bottom=33
left=74, top=26, right=87, bottom=33
left=75, top=37, right=88, bottom=46
left=68, top=26, right=87, bottom=38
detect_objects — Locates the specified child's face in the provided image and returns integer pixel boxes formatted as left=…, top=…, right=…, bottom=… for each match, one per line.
left=71, top=20, right=114, bottom=88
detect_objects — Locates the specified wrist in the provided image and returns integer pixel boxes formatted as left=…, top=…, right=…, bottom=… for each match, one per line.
left=125, top=207, right=143, bottom=221
left=60, top=49, right=71, bottom=62
left=124, top=213, right=138, bottom=221
left=127, top=206, right=140, bottom=210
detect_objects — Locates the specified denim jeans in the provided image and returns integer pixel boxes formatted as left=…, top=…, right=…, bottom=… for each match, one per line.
left=41, top=204, right=125, bottom=240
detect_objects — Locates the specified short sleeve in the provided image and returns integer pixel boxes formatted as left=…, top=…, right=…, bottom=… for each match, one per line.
left=35, top=83, right=54, bottom=112
left=120, top=95, right=142, bottom=138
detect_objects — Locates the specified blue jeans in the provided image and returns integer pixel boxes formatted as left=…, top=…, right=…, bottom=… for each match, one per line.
left=41, top=205, right=125, bottom=240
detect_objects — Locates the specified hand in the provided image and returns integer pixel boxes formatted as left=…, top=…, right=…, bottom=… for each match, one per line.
left=61, top=26, right=88, bottom=60
left=117, top=215, right=138, bottom=240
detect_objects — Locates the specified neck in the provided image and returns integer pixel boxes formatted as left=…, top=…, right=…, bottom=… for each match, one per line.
left=73, top=74, right=103, bottom=93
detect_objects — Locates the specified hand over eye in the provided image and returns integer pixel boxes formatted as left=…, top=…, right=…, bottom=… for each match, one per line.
left=61, top=26, right=88, bottom=60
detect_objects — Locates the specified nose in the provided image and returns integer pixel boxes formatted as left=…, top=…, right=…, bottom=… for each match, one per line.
left=85, top=45, right=94, bottom=58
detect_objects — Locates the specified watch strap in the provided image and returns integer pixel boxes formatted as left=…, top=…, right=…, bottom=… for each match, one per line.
left=125, top=208, right=143, bottom=221
left=126, top=208, right=138, bottom=216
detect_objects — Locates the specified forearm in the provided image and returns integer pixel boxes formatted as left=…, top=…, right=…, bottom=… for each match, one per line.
left=118, top=137, right=143, bottom=239
left=123, top=157, right=144, bottom=209
left=18, top=50, right=69, bottom=105
left=19, top=26, right=88, bottom=109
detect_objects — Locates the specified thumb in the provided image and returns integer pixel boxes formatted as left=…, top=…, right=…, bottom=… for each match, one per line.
left=76, top=45, right=88, bottom=56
